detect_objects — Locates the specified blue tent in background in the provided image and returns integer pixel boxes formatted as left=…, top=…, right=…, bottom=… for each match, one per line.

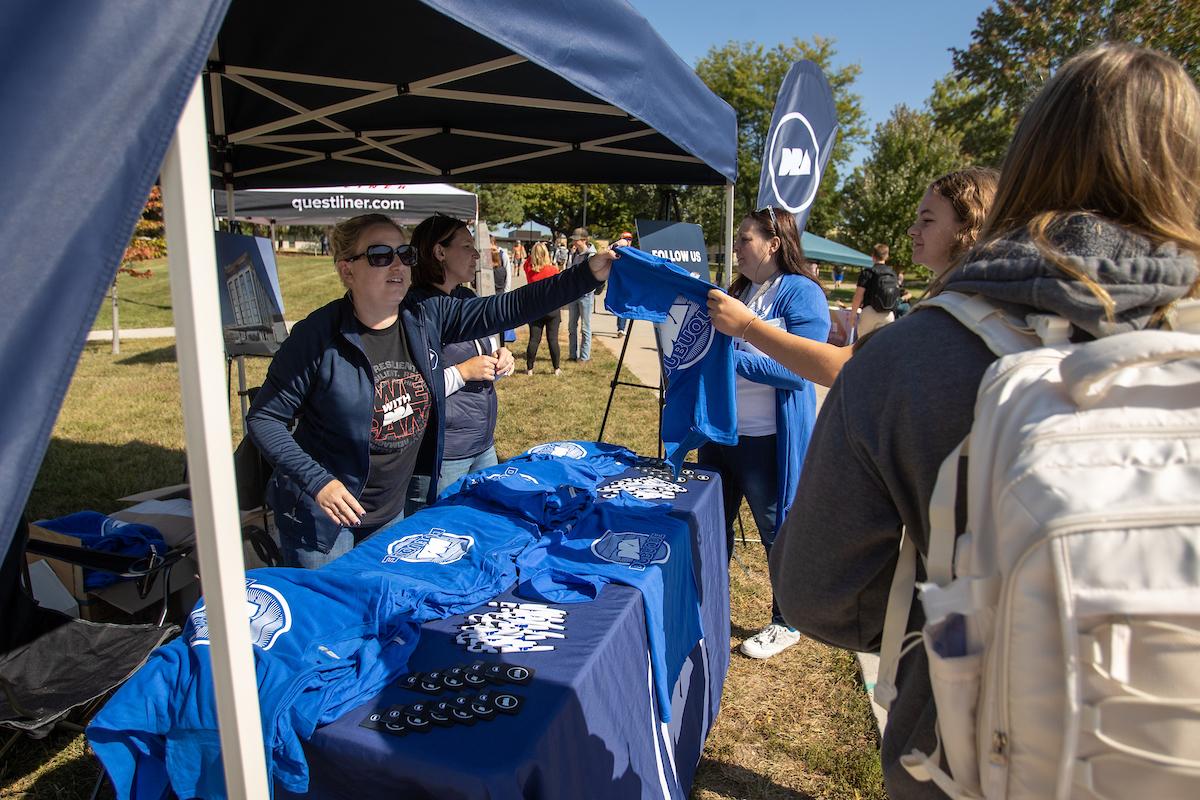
left=801, top=232, right=873, bottom=268
left=1, top=0, right=737, bottom=794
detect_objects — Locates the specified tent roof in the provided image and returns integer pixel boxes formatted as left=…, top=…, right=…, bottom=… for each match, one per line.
left=801, top=232, right=873, bottom=268
left=212, top=183, right=479, bottom=226
left=208, top=0, right=738, bottom=189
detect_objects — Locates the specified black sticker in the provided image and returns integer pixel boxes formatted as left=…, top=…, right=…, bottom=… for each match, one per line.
left=448, top=696, right=477, bottom=725
left=463, top=670, right=488, bottom=687
left=415, top=675, right=445, bottom=695
left=384, top=706, right=406, bottom=722
left=491, top=692, right=524, bottom=715
left=504, top=664, right=534, bottom=685
left=396, top=674, right=422, bottom=692
left=483, top=663, right=510, bottom=684
left=360, top=711, right=388, bottom=731
left=403, top=711, right=433, bottom=732
left=383, top=720, right=408, bottom=736
left=469, top=693, right=497, bottom=720
left=441, top=668, right=467, bottom=690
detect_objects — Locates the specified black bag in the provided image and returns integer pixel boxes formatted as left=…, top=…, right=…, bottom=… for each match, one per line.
left=865, top=267, right=900, bottom=313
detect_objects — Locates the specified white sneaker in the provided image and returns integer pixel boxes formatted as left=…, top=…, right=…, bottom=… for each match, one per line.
left=739, top=623, right=801, bottom=659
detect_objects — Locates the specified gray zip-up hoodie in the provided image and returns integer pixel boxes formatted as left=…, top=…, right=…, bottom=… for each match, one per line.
left=770, top=215, right=1197, bottom=799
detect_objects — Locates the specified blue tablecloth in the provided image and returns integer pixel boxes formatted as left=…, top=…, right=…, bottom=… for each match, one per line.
left=281, top=466, right=729, bottom=800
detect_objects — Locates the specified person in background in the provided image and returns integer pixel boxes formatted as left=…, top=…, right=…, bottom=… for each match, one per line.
left=848, top=243, right=897, bottom=336
left=612, top=230, right=634, bottom=338
left=489, top=235, right=509, bottom=294
left=553, top=235, right=569, bottom=267
left=770, top=44, right=1200, bottom=798
left=410, top=216, right=517, bottom=497
left=565, top=227, right=597, bottom=361
left=247, top=213, right=613, bottom=568
left=698, top=205, right=830, bottom=660
left=832, top=263, right=845, bottom=290
left=706, top=168, right=999, bottom=387
left=511, top=241, right=527, bottom=287
left=521, top=241, right=563, bottom=375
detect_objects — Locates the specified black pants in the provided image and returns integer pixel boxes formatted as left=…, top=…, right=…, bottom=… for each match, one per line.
left=526, top=311, right=561, bottom=370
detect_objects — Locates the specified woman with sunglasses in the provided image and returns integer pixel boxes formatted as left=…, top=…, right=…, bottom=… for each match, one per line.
left=247, top=213, right=612, bottom=568
left=698, top=204, right=830, bottom=660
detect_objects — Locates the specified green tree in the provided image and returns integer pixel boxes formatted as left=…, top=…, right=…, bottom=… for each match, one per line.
left=842, top=106, right=962, bottom=272
left=694, top=36, right=867, bottom=237
left=459, top=183, right=526, bottom=227
left=938, top=0, right=1200, bottom=165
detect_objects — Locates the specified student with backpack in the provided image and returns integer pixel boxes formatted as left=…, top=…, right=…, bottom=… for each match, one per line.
left=848, top=243, right=901, bottom=336
left=770, top=43, right=1200, bottom=799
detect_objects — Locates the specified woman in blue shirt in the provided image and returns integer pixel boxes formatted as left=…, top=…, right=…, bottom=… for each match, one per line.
left=698, top=205, right=829, bottom=660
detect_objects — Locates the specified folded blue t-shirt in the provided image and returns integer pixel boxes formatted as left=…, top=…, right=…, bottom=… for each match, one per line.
left=516, top=495, right=703, bottom=721
left=604, top=247, right=737, bottom=472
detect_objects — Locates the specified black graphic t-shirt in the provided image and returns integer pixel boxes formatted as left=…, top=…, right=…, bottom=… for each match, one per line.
left=356, top=318, right=431, bottom=528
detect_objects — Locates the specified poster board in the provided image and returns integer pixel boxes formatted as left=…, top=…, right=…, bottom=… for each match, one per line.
left=214, top=232, right=288, bottom=356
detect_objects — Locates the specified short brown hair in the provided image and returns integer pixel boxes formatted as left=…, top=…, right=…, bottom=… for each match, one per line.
left=872, top=243, right=890, bottom=262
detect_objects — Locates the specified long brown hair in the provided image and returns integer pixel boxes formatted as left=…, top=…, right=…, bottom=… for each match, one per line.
left=410, top=213, right=469, bottom=287
left=974, top=43, right=1200, bottom=314
left=731, top=206, right=817, bottom=296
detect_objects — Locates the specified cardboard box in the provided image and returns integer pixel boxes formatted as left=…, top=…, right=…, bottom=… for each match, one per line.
left=26, top=486, right=275, bottom=621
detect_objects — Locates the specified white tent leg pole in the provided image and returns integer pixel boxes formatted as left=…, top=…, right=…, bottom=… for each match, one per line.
left=723, top=183, right=734, bottom=289
left=111, top=277, right=120, bottom=355
left=161, top=74, right=269, bottom=800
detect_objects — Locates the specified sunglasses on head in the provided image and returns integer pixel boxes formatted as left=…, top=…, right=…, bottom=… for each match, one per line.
left=757, top=205, right=778, bottom=229
left=346, top=244, right=417, bottom=268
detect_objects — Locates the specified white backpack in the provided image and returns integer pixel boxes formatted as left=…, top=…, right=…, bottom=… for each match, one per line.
left=875, top=292, right=1200, bottom=799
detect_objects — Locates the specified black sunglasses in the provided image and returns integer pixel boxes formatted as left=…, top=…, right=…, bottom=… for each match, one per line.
left=346, top=244, right=417, bottom=268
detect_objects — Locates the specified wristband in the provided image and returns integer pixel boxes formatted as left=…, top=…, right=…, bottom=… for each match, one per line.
left=739, top=316, right=757, bottom=341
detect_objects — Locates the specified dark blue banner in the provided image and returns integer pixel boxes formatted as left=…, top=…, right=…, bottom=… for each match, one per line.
left=634, top=220, right=710, bottom=280
left=755, top=60, right=839, bottom=233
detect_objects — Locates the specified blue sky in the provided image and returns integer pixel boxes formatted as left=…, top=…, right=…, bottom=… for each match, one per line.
left=628, top=0, right=994, bottom=167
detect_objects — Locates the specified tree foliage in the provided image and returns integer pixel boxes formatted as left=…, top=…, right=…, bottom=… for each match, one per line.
left=936, top=0, right=1200, bottom=165
left=842, top=106, right=962, bottom=272
left=694, top=36, right=867, bottom=237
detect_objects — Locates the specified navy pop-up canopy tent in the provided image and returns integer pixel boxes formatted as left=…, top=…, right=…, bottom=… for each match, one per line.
left=2, top=0, right=737, bottom=793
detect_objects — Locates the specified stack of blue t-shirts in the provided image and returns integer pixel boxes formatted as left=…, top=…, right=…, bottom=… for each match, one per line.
left=516, top=495, right=703, bottom=721
left=87, top=569, right=421, bottom=799
left=327, top=503, right=545, bottom=623
left=437, top=456, right=620, bottom=535
left=603, top=247, right=737, bottom=473
left=35, top=511, right=166, bottom=591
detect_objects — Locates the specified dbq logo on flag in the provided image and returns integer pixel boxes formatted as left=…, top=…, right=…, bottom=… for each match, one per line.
left=756, top=60, right=839, bottom=233
left=766, top=112, right=822, bottom=213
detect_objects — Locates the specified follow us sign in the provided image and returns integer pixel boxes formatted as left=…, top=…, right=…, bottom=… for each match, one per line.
left=756, top=60, right=840, bottom=234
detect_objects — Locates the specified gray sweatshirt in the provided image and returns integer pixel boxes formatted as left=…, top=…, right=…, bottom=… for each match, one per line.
left=769, top=215, right=1198, bottom=798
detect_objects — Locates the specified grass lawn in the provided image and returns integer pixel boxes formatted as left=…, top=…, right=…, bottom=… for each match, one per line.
left=93, top=254, right=344, bottom=331
left=9, top=270, right=886, bottom=799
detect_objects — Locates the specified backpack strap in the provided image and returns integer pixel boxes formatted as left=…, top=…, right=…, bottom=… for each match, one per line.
left=921, top=292, right=1064, bottom=355
left=875, top=436, right=966, bottom=710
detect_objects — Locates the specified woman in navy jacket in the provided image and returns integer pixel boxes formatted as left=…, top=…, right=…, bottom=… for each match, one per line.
left=247, top=213, right=612, bottom=568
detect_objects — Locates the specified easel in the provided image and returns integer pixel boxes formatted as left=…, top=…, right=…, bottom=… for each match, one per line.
left=596, top=189, right=684, bottom=456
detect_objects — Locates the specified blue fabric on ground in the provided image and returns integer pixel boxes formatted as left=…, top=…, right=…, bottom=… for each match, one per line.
left=87, top=569, right=421, bottom=799
left=516, top=495, right=703, bottom=721
left=35, top=511, right=166, bottom=590
left=603, top=248, right=737, bottom=472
